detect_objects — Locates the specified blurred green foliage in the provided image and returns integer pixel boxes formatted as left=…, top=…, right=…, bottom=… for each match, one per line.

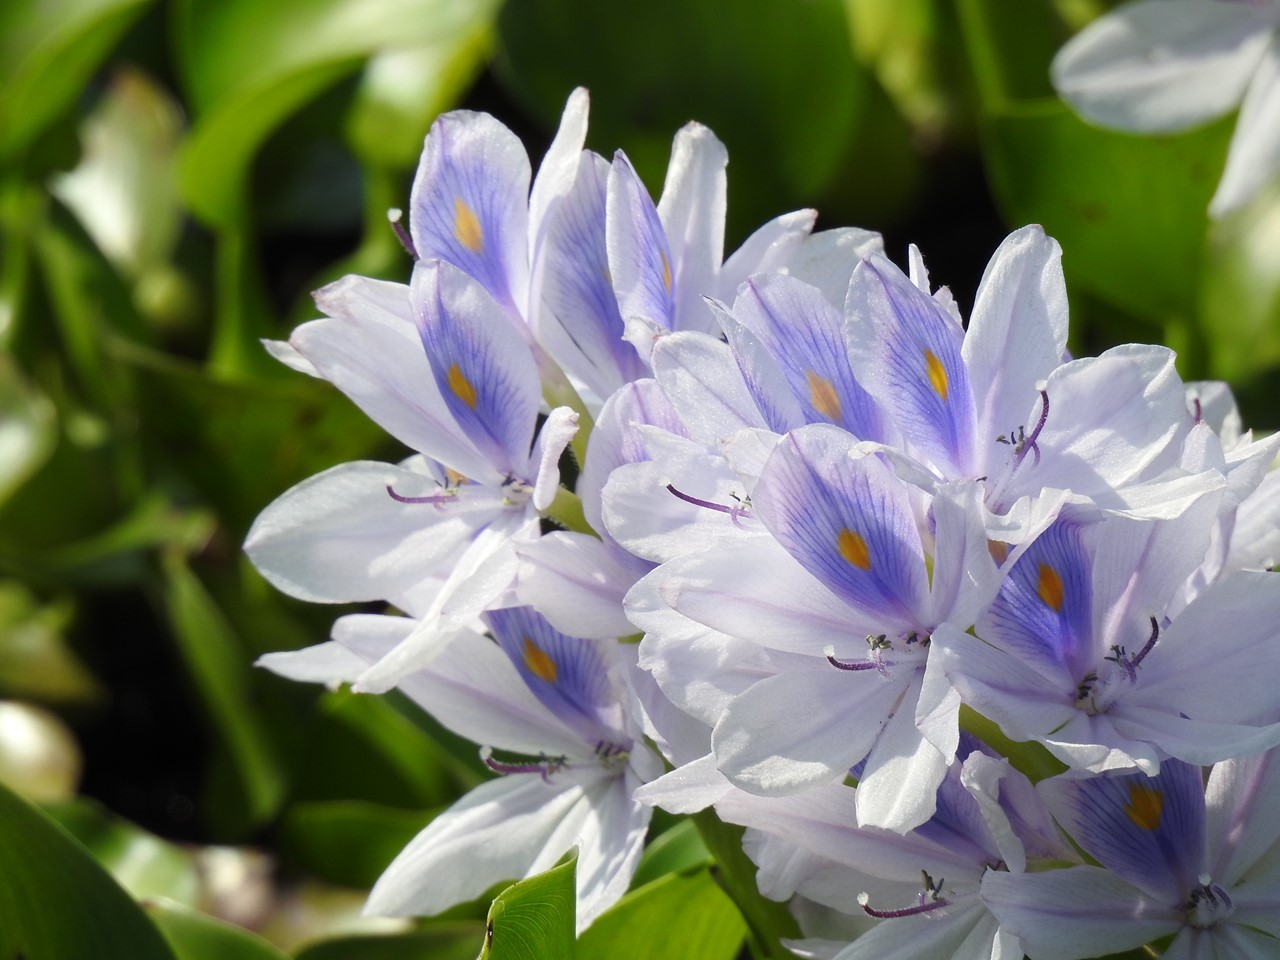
left=0, top=0, right=1277, bottom=956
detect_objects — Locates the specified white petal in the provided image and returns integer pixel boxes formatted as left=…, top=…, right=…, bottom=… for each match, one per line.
left=719, top=208, right=817, bottom=295
left=633, top=753, right=731, bottom=813
left=529, top=87, right=590, bottom=244
left=529, top=405, right=579, bottom=511
left=856, top=680, right=950, bottom=833
left=783, top=227, right=884, bottom=311
left=261, top=338, right=319, bottom=376
left=650, top=331, right=769, bottom=446
left=1051, top=0, right=1272, bottom=132
left=516, top=532, right=640, bottom=640
left=255, top=641, right=369, bottom=687
left=1212, top=32, right=1280, bottom=216
left=574, top=772, right=650, bottom=930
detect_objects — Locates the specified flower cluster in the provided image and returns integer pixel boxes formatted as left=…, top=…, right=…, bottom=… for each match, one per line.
left=246, top=89, right=1280, bottom=956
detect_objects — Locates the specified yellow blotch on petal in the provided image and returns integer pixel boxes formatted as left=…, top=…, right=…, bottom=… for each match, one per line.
left=837, top=529, right=872, bottom=571
left=447, top=363, right=478, bottom=409
left=1037, top=564, right=1065, bottom=612
left=924, top=348, right=949, bottom=401
left=522, top=637, right=558, bottom=683
left=1124, top=783, right=1164, bottom=832
left=660, top=250, right=673, bottom=294
left=453, top=197, right=484, bottom=252
left=806, top=371, right=843, bottom=422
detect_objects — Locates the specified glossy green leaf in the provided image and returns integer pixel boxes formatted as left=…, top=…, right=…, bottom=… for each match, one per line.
left=45, top=797, right=201, bottom=906
left=294, top=925, right=484, bottom=960
left=148, top=901, right=290, bottom=960
left=578, top=869, right=746, bottom=960
left=982, top=101, right=1231, bottom=322
left=175, top=0, right=502, bottom=227
left=280, top=799, right=435, bottom=888
left=480, top=855, right=577, bottom=960
left=1200, top=189, right=1280, bottom=382
left=0, top=780, right=178, bottom=960
left=629, top=818, right=712, bottom=890
left=161, top=554, right=285, bottom=832
left=0, top=0, right=151, bottom=159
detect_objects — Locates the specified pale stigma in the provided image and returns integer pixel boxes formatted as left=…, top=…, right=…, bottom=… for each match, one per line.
left=453, top=198, right=484, bottom=252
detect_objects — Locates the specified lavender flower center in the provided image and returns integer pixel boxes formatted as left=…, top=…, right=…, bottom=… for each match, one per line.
left=1185, top=874, right=1235, bottom=929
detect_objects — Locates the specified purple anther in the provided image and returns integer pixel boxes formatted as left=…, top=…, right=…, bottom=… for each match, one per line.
left=665, top=483, right=752, bottom=526
left=386, top=483, right=455, bottom=511
left=1193, top=397, right=1203, bottom=423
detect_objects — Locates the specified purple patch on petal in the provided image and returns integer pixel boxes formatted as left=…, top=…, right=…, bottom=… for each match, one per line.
left=755, top=425, right=928, bottom=630
left=410, top=110, right=532, bottom=318
left=982, top=518, right=1093, bottom=680
left=607, top=152, right=677, bottom=333
left=1057, top=760, right=1205, bottom=902
left=484, top=605, right=620, bottom=746
left=413, top=261, right=540, bottom=477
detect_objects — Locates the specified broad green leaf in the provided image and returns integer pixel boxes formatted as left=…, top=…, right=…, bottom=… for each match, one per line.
left=294, top=925, right=484, bottom=960
left=148, top=901, right=290, bottom=960
left=45, top=797, right=201, bottom=906
left=480, top=854, right=576, bottom=960
left=496, top=0, right=917, bottom=237
left=982, top=101, right=1231, bottom=322
left=578, top=870, right=746, bottom=960
left=0, top=779, right=178, bottom=960
left=280, top=799, right=436, bottom=888
left=175, top=0, right=502, bottom=227
left=954, top=0, right=1067, bottom=108
left=1200, top=189, right=1280, bottom=383
left=629, top=818, right=712, bottom=889
left=0, top=700, right=82, bottom=801
left=0, top=0, right=151, bottom=159
left=161, top=554, right=286, bottom=832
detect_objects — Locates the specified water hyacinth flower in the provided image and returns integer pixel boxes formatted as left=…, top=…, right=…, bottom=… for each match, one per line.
left=259, top=605, right=660, bottom=931
left=983, top=752, right=1280, bottom=958
left=1052, top=0, right=1280, bottom=217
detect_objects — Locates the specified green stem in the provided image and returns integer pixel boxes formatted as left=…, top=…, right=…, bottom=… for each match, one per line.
left=692, top=808, right=800, bottom=960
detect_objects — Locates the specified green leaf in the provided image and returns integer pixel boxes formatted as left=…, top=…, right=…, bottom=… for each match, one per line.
left=981, top=101, right=1231, bottom=323
left=0, top=581, right=101, bottom=702
left=954, top=0, right=1067, bottom=108
left=0, top=780, right=178, bottom=960
left=44, top=797, right=201, bottom=906
left=0, top=0, right=152, bottom=160
left=161, top=553, right=286, bottom=832
left=0, top=353, right=56, bottom=507
left=294, top=925, right=485, bottom=960
left=175, top=0, right=502, bottom=227
left=148, top=901, right=290, bottom=960
left=280, top=799, right=436, bottom=888
left=629, top=818, right=712, bottom=890
left=480, top=855, right=577, bottom=960
left=578, top=869, right=746, bottom=960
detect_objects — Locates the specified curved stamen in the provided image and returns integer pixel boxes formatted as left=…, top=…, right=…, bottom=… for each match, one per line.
left=825, top=637, right=895, bottom=676
left=387, top=483, right=456, bottom=510
left=665, top=483, right=753, bottom=527
left=387, top=208, right=419, bottom=260
left=858, top=871, right=950, bottom=919
left=1016, top=389, right=1050, bottom=469
left=1104, top=617, right=1161, bottom=684
left=1192, top=397, right=1203, bottom=424
left=1130, top=616, right=1160, bottom=669
left=482, top=747, right=568, bottom=784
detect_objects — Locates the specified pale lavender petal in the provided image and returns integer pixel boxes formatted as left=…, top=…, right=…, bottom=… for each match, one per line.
left=412, top=260, right=540, bottom=477
left=536, top=151, right=648, bottom=402
left=649, top=331, right=770, bottom=445
left=846, top=255, right=978, bottom=477
left=784, top=227, right=884, bottom=311
left=516, top=531, right=641, bottom=640
left=256, top=640, right=370, bottom=687
left=656, top=122, right=727, bottom=335
left=409, top=109, right=531, bottom=316
left=607, top=152, right=677, bottom=337
left=713, top=667, right=907, bottom=795
left=262, top=338, right=319, bottom=376
left=528, top=87, right=589, bottom=244
left=856, top=678, right=951, bottom=832
left=832, top=907, right=1002, bottom=960
left=244, top=459, right=483, bottom=604
left=714, top=298, right=807, bottom=434
left=1205, top=746, right=1280, bottom=887
left=365, top=774, right=591, bottom=916
left=982, top=866, right=1176, bottom=960
left=728, top=273, right=888, bottom=440
left=1050, top=0, right=1272, bottom=132
left=926, top=479, right=1001, bottom=628
left=719, top=208, right=817, bottom=293
left=1212, top=32, right=1280, bottom=216
left=574, top=772, right=651, bottom=930
left=529, top=405, right=579, bottom=511
left=632, top=753, right=732, bottom=814
left=754, top=426, right=929, bottom=631
left=962, top=225, right=1068, bottom=473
